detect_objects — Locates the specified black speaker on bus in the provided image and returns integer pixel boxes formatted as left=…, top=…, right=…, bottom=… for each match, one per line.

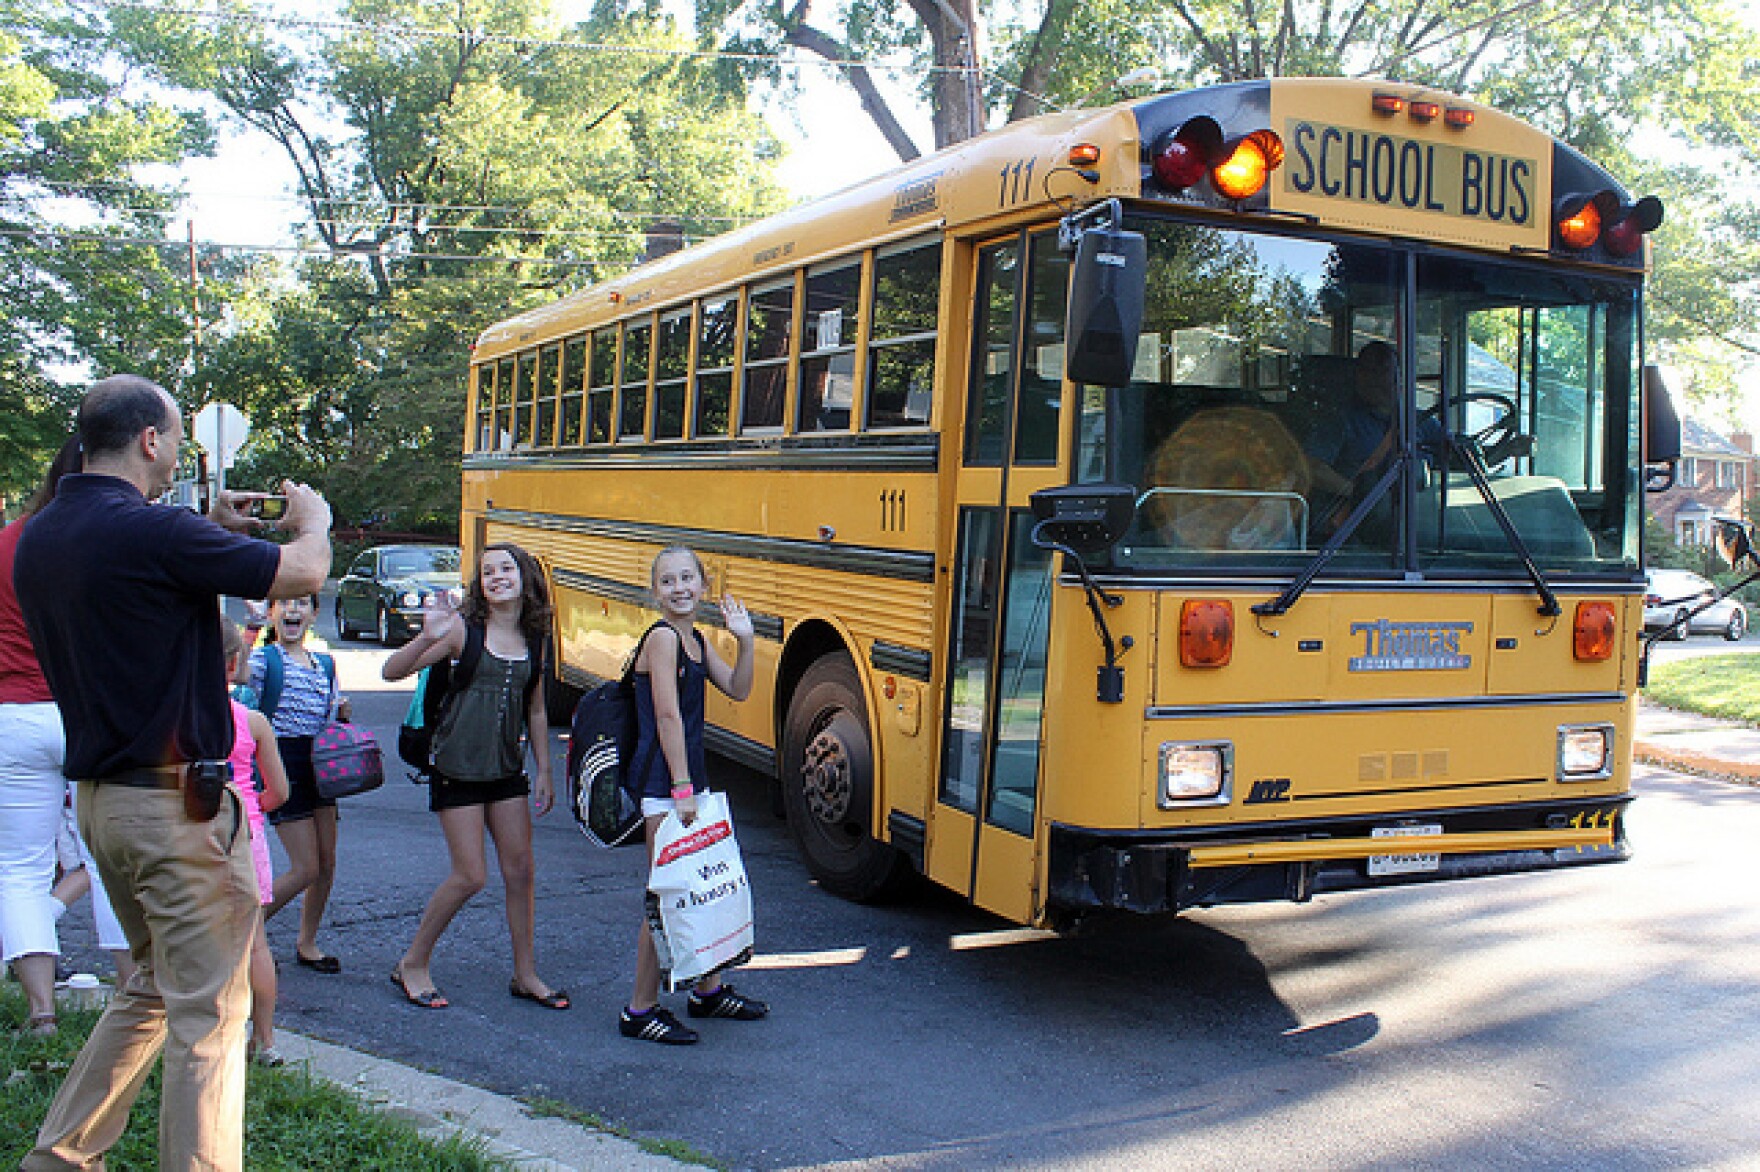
left=1064, top=227, right=1147, bottom=388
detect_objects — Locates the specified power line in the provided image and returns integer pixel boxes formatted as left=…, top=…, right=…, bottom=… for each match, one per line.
left=86, top=0, right=1053, bottom=110
left=31, top=178, right=767, bottom=224
left=0, top=224, right=600, bottom=267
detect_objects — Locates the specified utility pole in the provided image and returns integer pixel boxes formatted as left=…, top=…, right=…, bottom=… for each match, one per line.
left=187, top=219, right=202, bottom=372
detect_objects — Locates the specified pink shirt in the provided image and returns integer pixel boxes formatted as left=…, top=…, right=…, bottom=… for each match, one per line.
left=229, top=699, right=273, bottom=904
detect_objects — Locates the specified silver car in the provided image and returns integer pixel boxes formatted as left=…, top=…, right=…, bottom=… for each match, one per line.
left=1643, top=568, right=1748, bottom=641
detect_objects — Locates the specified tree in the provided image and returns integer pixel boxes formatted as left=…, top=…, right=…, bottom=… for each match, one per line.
left=107, top=0, right=788, bottom=532
left=0, top=3, right=223, bottom=507
left=706, top=0, right=1760, bottom=432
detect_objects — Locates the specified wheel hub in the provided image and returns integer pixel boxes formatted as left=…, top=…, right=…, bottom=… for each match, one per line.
left=801, top=719, right=854, bottom=824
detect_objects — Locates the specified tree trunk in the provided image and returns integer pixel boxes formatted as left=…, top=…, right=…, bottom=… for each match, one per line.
left=782, top=16, right=922, bottom=162
left=906, top=0, right=982, bottom=148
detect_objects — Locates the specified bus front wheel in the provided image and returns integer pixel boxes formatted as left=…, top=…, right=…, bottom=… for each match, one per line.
left=781, top=653, right=904, bottom=900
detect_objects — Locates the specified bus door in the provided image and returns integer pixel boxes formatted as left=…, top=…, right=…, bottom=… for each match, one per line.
left=926, top=229, right=1069, bottom=923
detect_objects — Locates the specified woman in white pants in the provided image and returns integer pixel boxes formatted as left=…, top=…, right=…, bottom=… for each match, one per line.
left=0, top=438, right=124, bottom=1035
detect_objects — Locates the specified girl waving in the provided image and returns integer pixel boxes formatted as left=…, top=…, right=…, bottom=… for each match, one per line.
left=381, top=542, right=564, bottom=1011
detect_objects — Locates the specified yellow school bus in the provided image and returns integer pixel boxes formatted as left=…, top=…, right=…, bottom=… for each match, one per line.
left=466, top=78, right=1672, bottom=927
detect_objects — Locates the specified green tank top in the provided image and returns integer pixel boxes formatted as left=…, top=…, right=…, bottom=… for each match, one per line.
left=431, top=650, right=530, bottom=782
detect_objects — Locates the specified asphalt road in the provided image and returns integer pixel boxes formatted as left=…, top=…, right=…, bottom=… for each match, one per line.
left=52, top=606, right=1760, bottom=1170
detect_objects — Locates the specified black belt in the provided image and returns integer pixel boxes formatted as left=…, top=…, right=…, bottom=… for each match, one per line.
left=97, top=763, right=222, bottom=790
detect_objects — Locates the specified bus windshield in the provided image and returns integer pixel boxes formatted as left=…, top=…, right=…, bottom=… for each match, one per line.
left=1076, top=216, right=1643, bottom=578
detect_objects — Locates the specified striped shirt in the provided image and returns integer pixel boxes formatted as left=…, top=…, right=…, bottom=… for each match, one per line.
left=248, top=646, right=335, bottom=736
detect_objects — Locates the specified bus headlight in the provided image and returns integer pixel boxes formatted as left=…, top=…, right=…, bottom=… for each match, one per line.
left=1556, top=724, right=1614, bottom=782
left=401, top=591, right=421, bottom=608
left=1158, top=741, right=1233, bottom=807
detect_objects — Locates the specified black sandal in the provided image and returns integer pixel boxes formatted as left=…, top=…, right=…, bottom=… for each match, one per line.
left=390, top=966, right=448, bottom=1009
left=295, top=951, right=341, bottom=974
left=509, top=980, right=570, bottom=1010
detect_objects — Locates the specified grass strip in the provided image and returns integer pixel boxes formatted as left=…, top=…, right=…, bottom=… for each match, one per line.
left=1645, top=654, right=1760, bottom=725
left=2, top=986, right=505, bottom=1170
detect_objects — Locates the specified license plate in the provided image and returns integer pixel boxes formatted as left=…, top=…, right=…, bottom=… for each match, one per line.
left=1368, top=823, right=1443, bottom=876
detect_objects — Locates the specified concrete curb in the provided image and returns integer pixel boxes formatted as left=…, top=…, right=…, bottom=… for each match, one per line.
left=1633, top=739, right=1760, bottom=786
left=275, top=1030, right=688, bottom=1170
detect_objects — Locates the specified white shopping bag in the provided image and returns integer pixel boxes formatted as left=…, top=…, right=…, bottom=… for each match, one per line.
left=646, top=791, right=755, bottom=990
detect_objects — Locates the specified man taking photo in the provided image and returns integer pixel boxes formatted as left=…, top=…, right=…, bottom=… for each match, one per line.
left=13, top=374, right=332, bottom=1171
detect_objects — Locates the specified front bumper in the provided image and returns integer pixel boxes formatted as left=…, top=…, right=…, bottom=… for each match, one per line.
left=1047, top=795, right=1631, bottom=914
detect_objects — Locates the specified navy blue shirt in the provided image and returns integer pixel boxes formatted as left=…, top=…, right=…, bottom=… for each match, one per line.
left=13, top=474, right=281, bottom=779
left=629, top=626, right=709, bottom=801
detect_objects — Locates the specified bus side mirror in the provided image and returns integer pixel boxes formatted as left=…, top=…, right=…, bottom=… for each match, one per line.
left=1029, top=484, right=1136, bottom=553
left=1065, top=228, right=1147, bottom=388
left=1714, top=516, right=1759, bottom=571
left=1643, top=364, right=1681, bottom=491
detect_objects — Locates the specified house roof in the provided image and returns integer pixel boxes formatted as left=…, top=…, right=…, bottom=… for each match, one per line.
left=1680, top=418, right=1748, bottom=457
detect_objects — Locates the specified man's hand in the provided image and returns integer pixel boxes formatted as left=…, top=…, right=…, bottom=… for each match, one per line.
left=211, top=490, right=263, bottom=534
left=279, top=480, right=332, bottom=535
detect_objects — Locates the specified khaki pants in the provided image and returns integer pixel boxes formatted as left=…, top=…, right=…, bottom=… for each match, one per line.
left=25, top=781, right=260, bottom=1172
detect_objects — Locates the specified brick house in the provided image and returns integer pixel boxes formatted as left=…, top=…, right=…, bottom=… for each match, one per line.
left=1648, top=418, right=1754, bottom=546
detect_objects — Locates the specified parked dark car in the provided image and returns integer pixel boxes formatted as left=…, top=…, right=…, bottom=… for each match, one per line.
left=335, top=544, right=462, bottom=646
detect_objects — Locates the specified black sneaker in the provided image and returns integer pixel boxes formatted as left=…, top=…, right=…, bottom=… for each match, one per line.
left=619, top=1006, right=699, bottom=1045
left=687, top=984, right=769, bottom=1021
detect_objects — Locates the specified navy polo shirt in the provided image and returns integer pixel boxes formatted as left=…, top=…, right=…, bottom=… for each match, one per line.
left=13, top=473, right=281, bottom=779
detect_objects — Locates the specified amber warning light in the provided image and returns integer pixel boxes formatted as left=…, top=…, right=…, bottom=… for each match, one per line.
left=1180, top=600, right=1234, bottom=667
left=1554, top=192, right=1663, bottom=255
left=1150, top=118, right=1284, bottom=201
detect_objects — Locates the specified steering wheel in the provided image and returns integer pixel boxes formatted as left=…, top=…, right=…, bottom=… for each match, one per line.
left=1419, top=390, right=1520, bottom=461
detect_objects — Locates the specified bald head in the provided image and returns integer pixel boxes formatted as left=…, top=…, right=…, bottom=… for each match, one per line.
left=80, top=375, right=176, bottom=458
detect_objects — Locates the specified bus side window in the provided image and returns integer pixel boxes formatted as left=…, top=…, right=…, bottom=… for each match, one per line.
left=797, top=261, right=861, bottom=432
left=473, top=364, right=493, bottom=453
left=619, top=319, right=652, bottom=442
left=494, top=358, right=515, bottom=451
left=654, top=308, right=691, bottom=440
left=695, top=295, right=737, bottom=438
left=514, top=351, right=538, bottom=450
left=742, top=278, right=792, bottom=432
left=561, top=335, right=586, bottom=447
left=865, top=238, right=940, bottom=429
left=536, top=343, right=561, bottom=448
left=587, top=329, right=615, bottom=444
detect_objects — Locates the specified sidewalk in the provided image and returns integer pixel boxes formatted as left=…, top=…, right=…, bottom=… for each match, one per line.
left=275, top=1030, right=688, bottom=1171
left=1634, top=699, right=1760, bottom=785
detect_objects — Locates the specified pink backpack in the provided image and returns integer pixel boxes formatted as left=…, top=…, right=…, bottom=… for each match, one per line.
left=311, top=722, right=384, bottom=800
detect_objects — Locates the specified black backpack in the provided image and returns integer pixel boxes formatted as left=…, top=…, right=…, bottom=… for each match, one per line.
left=566, top=625, right=663, bottom=848
left=396, top=623, right=544, bottom=780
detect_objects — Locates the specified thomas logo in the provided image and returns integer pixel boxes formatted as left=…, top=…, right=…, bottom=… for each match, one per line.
left=1349, top=619, right=1473, bottom=672
left=889, top=173, right=942, bottom=222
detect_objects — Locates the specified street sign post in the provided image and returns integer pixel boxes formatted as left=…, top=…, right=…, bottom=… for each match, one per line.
left=193, top=401, right=249, bottom=494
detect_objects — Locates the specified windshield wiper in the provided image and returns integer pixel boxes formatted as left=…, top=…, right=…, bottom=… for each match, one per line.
left=1255, top=436, right=1562, bottom=620
left=1443, top=433, right=1562, bottom=617
left=1252, top=453, right=1408, bottom=618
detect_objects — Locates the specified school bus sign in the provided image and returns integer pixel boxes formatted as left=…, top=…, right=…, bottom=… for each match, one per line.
left=1268, top=83, right=1551, bottom=252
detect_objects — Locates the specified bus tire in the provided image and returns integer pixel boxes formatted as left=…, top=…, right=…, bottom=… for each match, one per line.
left=781, top=652, right=904, bottom=901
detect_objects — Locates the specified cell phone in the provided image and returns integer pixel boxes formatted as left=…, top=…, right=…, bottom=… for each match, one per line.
left=183, top=760, right=229, bottom=822
left=244, top=495, right=288, bottom=521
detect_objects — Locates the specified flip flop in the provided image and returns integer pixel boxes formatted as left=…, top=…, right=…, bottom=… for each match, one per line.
left=390, top=966, right=448, bottom=1009
left=509, top=980, right=570, bottom=1010
left=296, top=951, right=342, bottom=974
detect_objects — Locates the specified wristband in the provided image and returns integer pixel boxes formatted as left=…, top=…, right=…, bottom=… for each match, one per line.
left=670, top=783, right=694, bottom=801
